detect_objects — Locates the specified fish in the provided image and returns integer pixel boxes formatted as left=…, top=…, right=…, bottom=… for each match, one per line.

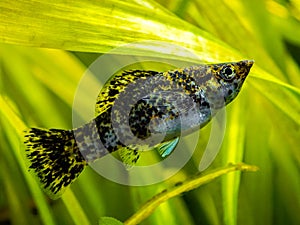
left=24, top=60, right=254, bottom=199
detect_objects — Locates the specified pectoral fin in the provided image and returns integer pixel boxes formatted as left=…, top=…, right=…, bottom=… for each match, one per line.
left=119, top=137, right=179, bottom=168
left=156, top=137, right=179, bottom=158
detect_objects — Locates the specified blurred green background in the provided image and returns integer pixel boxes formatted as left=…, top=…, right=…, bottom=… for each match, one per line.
left=0, top=0, right=299, bottom=224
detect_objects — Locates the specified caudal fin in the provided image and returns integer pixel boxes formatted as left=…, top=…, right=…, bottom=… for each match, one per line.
left=24, top=128, right=87, bottom=199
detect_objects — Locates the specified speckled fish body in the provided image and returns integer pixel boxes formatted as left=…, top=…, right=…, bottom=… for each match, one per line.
left=24, top=60, right=254, bottom=198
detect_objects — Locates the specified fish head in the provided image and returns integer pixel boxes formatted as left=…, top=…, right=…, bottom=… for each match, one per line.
left=211, top=60, right=254, bottom=105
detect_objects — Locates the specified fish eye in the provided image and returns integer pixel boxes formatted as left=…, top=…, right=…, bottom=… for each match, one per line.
left=220, top=66, right=236, bottom=80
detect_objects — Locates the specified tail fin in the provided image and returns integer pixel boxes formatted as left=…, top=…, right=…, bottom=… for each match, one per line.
left=24, top=128, right=87, bottom=199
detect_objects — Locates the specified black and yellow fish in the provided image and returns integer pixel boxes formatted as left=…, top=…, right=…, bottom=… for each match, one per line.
left=24, top=60, right=254, bottom=199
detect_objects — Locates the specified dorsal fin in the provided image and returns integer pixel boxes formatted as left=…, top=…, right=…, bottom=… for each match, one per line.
left=95, top=70, right=159, bottom=116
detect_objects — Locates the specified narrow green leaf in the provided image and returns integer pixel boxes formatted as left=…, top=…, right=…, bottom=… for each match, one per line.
left=221, top=97, right=247, bottom=225
left=248, top=73, right=300, bottom=126
left=242, top=0, right=287, bottom=71
left=0, top=143, right=33, bottom=225
left=0, top=45, right=73, bottom=126
left=61, top=190, right=90, bottom=225
left=0, top=46, right=94, bottom=225
left=0, top=0, right=243, bottom=63
left=130, top=184, right=195, bottom=225
left=124, top=163, right=258, bottom=225
left=239, top=95, right=274, bottom=225
left=99, top=217, right=124, bottom=225
left=0, top=95, right=56, bottom=225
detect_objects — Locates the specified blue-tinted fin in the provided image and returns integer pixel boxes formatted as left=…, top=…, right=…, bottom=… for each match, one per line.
left=119, top=147, right=140, bottom=169
left=157, top=137, right=179, bottom=158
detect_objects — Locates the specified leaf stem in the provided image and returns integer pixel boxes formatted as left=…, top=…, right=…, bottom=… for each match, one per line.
left=124, top=163, right=258, bottom=225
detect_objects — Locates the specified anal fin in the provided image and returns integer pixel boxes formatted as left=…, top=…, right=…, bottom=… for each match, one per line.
left=119, top=147, right=140, bottom=169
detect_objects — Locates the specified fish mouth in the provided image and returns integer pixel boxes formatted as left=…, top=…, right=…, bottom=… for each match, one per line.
left=245, top=59, right=255, bottom=68
left=245, top=60, right=254, bottom=77
left=243, top=59, right=254, bottom=72
left=238, top=59, right=254, bottom=68
left=237, top=59, right=254, bottom=80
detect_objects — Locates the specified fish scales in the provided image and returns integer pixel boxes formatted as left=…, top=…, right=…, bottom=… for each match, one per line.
left=24, top=60, right=254, bottom=198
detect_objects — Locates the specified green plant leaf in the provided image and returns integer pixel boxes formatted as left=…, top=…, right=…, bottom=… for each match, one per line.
left=0, top=96, right=56, bottom=225
left=61, top=190, right=90, bottom=225
left=221, top=99, right=247, bottom=225
left=99, top=217, right=124, bottom=225
left=124, top=163, right=258, bottom=225
left=0, top=0, right=242, bottom=63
